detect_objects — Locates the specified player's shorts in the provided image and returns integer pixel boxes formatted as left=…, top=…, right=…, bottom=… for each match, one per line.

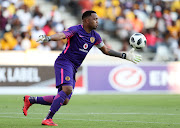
left=54, top=57, right=76, bottom=99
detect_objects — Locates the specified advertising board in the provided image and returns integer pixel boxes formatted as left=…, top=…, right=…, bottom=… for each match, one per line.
left=87, top=63, right=180, bottom=93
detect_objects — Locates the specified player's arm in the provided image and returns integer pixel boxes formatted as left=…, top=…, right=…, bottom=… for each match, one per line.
left=36, top=32, right=66, bottom=42
left=49, top=32, right=66, bottom=41
left=99, top=44, right=142, bottom=64
left=37, top=26, right=78, bottom=43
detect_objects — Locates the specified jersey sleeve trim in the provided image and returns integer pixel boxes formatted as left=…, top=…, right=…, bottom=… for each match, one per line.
left=62, top=26, right=78, bottom=38
left=96, top=41, right=105, bottom=48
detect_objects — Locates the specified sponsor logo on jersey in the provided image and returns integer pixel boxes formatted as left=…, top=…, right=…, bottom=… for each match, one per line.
left=109, top=65, right=146, bottom=92
left=65, top=76, right=70, bottom=81
left=83, top=43, right=88, bottom=49
left=90, top=37, right=95, bottom=43
left=79, top=43, right=89, bottom=53
left=79, top=49, right=88, bottom=53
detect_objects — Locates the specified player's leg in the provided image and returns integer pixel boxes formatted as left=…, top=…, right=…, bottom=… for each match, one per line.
left=45, top=85, right=72, bottom=118
left=23, top=94, right=71, bottom=116
left=62, top=71, right=75, bottom=106
left=42, top=61, right=75, bottom=126
left=22, top=82, right=74, bottom=116
left=23, top=60, right=72, bottom=117
left=23, top=95, right=56, bottom=116
left=42, top=85, right=72, bottom=126
left=29, top=95, right=55, bottom=105
left=58, top=84, right=73, bottom=105
left=29, top=86, right=72, bottom=106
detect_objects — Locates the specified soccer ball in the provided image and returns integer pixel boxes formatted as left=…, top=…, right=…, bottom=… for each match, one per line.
left=129, top=33, right=147, bottom=49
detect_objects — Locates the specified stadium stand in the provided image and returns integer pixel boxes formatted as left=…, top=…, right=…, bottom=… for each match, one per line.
left=0, top=0, right=180, bottom=61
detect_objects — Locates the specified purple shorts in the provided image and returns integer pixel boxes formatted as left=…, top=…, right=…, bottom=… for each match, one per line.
left=54, top=57, right=76, bottom=99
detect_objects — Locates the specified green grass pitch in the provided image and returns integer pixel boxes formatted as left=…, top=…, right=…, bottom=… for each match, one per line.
left=0, top=94, right=180, bottom=128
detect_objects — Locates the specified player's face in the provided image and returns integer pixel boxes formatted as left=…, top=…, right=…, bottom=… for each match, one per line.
left=88, top=13, right=98, bottom=29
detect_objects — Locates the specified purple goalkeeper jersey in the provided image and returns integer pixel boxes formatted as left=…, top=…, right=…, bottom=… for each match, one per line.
left=59, top=24, right=102, bottom=68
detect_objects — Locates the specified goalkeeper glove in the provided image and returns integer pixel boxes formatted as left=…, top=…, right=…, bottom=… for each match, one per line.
left=122, top=48, right=142, bottom=64
left=36, top=35, right=51, bottom=43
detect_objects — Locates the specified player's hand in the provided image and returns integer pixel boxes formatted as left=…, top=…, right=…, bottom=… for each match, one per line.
left=36, top=35, right=51, bottom=43
left=125, top=48, right=142, bottom=64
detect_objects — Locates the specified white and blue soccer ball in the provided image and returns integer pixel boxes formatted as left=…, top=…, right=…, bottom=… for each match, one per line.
left=129, top=33, right=147, bottom=50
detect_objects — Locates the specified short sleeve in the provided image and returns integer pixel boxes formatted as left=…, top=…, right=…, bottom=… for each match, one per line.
left=94, top=33, right=102, bottom=45
left=63, top=25, right=78, bottom=38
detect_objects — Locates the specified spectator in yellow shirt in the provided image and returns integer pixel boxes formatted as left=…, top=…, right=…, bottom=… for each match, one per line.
left=7, top=2, right=16, bottom=16
left=92, top=2, right=106, bottom=19
left=171, top=0, right=180, bottom=12
left=0, top=38, right=10, bottom=50
left=167, top=21, right=179, bottom=39
left=106, top=5, right=121, bottom=21
left=30, top=36, right=39, bottom=48
left=23, top=0, right=36, bottom=8
left=92, top=2, right=106, bottom=29
left=1, top=30, right=18, bottom=50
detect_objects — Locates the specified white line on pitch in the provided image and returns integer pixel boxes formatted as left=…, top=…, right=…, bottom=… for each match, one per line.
left=0, top=112, right=180, bottom=115
left=0, top=115, right=180, bottom=125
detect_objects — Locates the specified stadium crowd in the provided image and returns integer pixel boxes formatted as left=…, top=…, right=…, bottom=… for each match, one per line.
left=0, top=0, right=180, bottom=61
left=0, top=0, right=66, bottom=51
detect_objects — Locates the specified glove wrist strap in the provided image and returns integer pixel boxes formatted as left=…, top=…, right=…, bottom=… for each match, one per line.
left=121, top=53, right=126, bottom=59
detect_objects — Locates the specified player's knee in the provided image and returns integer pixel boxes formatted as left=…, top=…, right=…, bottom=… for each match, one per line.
left=63, top=102, right=68, bottom=105
left=63, top=98, right=69, bottom=105
left=62, top=86, right=73, bottom=95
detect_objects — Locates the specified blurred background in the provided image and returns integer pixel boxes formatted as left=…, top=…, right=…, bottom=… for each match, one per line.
left=0, top=0, right=180, bottom=95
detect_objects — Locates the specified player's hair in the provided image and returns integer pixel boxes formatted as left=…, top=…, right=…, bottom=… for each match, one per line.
left=82, top=10, right=96, bottom=20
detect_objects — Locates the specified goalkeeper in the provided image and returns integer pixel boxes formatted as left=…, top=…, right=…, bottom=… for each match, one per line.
left=23, top=10, right=142, bottom=126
